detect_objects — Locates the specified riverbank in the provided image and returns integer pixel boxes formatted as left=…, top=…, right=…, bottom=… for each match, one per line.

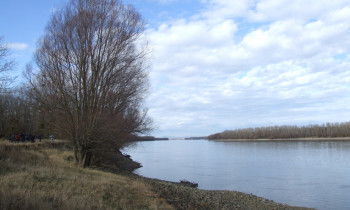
left=211, top=137, right=350, bottom=142
left=131, top=175, right=314, bottom=210
left=0, top=140, right=313, bottom=209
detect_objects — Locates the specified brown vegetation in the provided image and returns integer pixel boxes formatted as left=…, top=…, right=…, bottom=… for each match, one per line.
left=0, top=140, right=171, bottom=210
left=0, top=37, right=22, bottom=138
left=208, top=122, right=350, bottom=140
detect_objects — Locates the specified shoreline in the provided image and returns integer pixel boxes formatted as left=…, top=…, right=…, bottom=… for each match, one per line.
left=126, top=173, right=314, bottom=210
left=210, top=137, right=350, bottom=142
left=1, top=140, right=315, bottom=209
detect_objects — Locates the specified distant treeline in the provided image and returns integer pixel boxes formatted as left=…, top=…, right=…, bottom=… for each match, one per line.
left=0, top=91, right=55, bottom=139
left=128, top=134, right=169, bottom=141
left=185, top=137, right=207, bottom=140
left=208, top=122, right=350, bottom=140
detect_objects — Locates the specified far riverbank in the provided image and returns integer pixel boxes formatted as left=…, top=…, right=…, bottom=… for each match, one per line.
left=211, top=137, right=350, bottom=142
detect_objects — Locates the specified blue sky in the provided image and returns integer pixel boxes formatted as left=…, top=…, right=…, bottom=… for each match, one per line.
left=1, top=0, right=350, bottom=137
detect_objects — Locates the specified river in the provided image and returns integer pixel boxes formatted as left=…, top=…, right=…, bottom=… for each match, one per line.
left=122, top=139, right=350, bottom=210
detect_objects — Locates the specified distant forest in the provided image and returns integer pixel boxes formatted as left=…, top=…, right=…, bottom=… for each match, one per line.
left=208, top=122, right=350, bottom=140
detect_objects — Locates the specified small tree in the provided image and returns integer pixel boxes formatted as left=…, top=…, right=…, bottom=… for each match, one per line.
left=0, top=37, right=16, bottom=138
left=29, top=0, right=151, bottom=167
left=0, top=37, right=15, bottom=93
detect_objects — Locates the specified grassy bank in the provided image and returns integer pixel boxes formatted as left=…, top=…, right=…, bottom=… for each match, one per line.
left=0, top=140, right=171, bottom=209
left=0, top=140, right=313, bottom=210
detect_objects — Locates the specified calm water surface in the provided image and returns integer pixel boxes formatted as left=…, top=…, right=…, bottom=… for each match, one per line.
left=122, top=140, right=350, bottom=210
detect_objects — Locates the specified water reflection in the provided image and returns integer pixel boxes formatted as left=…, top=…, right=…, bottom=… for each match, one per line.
left=122, top=140, right=350, bottom=210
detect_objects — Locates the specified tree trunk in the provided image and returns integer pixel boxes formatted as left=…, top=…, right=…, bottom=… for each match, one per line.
left=83, top=151, right=92, bottom=168
left=74, top=147, right=79, bottom=163
left=73, top=146, right=86, bottom=167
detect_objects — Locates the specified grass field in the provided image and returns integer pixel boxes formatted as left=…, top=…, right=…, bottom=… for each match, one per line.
left=0, top=140, right=172, bottom=210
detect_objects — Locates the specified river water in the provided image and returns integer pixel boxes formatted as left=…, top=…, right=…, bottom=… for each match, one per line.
left=122, top=139, right=350, bottom=210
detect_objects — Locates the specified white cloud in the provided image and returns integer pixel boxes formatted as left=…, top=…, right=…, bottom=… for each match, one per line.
left=145, top=0, right=350, bottom=137
left=7, top=43, right=29, bottom=50
left=203, top=0, right=350, bottom=22
left=157, top=0, right=177, bottom=3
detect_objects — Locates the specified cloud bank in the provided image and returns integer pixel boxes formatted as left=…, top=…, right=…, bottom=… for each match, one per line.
left=145, top=0, right=350, bottom=137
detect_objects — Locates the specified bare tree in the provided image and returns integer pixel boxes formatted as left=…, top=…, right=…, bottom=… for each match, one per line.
left=28, top=0, right=151, bottom=167
left=0, top=89, right=36, bottom=138
left=0, top=37, right=16, bottom=137
left=0, top=37, right=15, bottom=93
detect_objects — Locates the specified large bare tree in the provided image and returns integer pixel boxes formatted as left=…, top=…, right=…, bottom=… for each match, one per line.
left=29, top=0, right=151, bottom=167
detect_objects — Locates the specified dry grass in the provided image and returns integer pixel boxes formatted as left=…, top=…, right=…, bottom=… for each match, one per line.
left=0, top=140, right=173, bottom=210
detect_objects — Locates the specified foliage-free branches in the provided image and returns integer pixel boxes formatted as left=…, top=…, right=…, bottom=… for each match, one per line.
left=29, top=0, right=151, bottom=167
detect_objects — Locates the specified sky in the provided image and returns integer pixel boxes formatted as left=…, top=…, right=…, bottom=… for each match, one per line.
left=1, top=0, right=350, bottom=137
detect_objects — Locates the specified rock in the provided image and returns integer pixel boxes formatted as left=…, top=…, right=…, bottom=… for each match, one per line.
left=179, top=179, right=198, bottom=188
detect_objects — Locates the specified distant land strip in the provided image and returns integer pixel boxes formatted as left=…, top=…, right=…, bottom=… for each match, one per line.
left=208, top=122, right=350, bottom=140
left=212, top=137, right=350, bottom=142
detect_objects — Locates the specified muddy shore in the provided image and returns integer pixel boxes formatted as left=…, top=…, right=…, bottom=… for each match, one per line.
left=126, top=173, right=315, bottom=210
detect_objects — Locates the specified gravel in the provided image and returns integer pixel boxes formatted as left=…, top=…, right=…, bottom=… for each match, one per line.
left=130, top=175, right=315, bottom=210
